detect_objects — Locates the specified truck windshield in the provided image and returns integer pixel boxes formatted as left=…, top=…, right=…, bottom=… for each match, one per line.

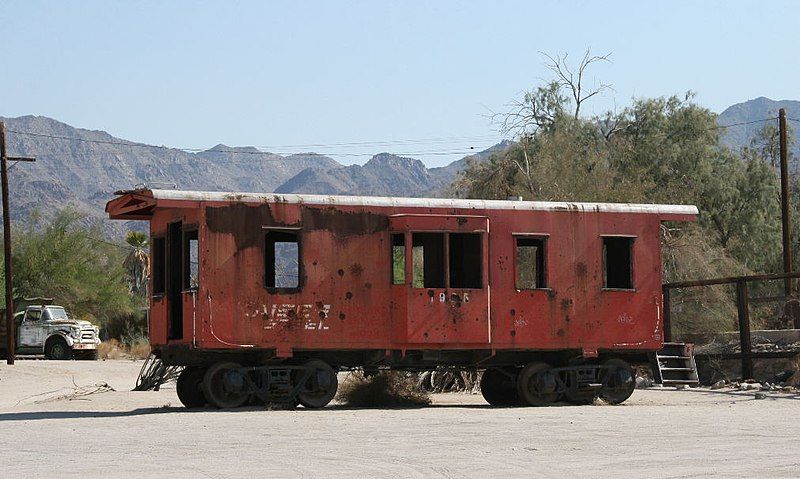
left=45, top=307, right=69, bottom=321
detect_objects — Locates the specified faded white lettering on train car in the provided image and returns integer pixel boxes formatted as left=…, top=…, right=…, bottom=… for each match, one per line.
left=250, top=304, right=332, bottom=331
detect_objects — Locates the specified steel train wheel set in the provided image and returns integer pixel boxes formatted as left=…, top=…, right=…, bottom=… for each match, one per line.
left=176, top=359, right=340, bottom=409
left=481, top=358, right=636, bottom=407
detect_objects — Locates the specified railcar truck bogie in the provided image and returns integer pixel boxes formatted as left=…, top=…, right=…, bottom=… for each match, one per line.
left=107, top=189, right=697, bottom=408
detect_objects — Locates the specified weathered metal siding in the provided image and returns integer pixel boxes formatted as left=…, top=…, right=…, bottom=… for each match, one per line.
left=195, top=201, right=664, bottom=354
left=201, top=202, right=395, bottom=353
left=487, top=209, right=663, bottom=353
left=107, top=190, right=691, bottom=356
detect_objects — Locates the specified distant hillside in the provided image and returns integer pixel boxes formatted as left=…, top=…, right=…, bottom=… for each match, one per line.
left=0, top=115, right=508, bottom=236
left=0, top=116, right=341, bottom=233
left=718, top=97, right=800, bottom=160
left=276, top=142, right=510, bottom=197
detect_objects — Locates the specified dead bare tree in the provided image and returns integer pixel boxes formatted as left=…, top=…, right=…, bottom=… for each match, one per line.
left=480, top=49, right=613, bottom=201
left=541, top=49, right=612, bottom=119
left=496, top=81, right=566, bottom=139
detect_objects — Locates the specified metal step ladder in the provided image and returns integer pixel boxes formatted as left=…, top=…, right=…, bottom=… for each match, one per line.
left=652, top=342, right=700, bottom=386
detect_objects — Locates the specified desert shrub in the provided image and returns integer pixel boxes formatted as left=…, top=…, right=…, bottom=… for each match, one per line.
left=103, top=311, right=148, bottom=346
left=98, top=338, right=150, bottom=360
left=336, top=371, right=431, bottom=407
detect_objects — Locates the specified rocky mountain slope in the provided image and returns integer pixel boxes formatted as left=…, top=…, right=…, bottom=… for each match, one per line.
left=0, top=116, right=342, bottom=232
left=0, top=115, right=506, bottom=235
left=718, top=97, right=800, bottom=160
left=3, top=98, right=795, bottom=237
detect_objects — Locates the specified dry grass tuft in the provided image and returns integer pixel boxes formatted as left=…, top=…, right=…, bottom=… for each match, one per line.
left=786, top=355, right=800, bottom=387
left=98, top=339, right=151, bottom=360
left=129, top=341, right=151, bottom=359
left=336, top=371, right=431, bottom=407
left=98, top=339, right=126, bottom=360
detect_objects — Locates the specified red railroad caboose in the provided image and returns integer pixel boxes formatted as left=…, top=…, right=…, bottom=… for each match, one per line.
left=107, top=189, right=697, bottom=408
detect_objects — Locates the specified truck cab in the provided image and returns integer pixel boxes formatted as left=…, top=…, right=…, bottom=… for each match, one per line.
left=13, top=305, right=100, bottom=360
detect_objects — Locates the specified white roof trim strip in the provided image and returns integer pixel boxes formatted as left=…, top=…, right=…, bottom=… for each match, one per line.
left=149, top=189, right=699, bottom=216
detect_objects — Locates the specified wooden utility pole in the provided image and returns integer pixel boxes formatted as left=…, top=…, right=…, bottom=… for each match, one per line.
left=0, top=122, right=35, bottom=365
left=779, top=109, right=793, bottom=299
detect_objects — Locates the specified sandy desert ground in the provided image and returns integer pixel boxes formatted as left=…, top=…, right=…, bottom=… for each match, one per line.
left=0, top=359, right=799, bottom=478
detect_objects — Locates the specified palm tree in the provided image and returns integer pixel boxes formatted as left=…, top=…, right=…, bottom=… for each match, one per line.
left=123, top=231, right=150, bottom=296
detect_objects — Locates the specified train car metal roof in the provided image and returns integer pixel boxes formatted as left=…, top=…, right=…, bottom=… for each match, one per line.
left=107, top=188, right=699, bottom=220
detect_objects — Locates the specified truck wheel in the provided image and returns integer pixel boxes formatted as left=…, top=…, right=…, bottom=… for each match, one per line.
left=45, top=337, right=73, bottom=360
left=294, top=359, right=338, bottom=408
left=177, top=367, right=207, bottom=408
left=517, top=362, right=558, bottom=406
left=480, top=368, right=519, bottom=406
left=202, top=362, right=249, bottom=409
left=598, top=358, right=635, bottom=405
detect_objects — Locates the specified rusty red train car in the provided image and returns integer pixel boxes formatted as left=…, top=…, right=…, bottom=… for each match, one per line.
left=107, top=189, right=697, bottom=408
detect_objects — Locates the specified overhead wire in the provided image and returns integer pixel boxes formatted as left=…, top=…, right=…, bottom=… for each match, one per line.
left=5, top=128, right=501, bottom=159
left=3, top=116, right=783, bottom=171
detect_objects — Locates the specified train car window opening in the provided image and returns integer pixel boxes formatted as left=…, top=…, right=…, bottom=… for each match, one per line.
left=412, top=232, right=445, bottom=288
left=391, top=233, right=405, bottom=285
left=265, top=230, right=300, bottom=290
left=183, top=229, right=199, bottom=290
left=515, top=236, right=547, bottom=289
left=152, top=236, right=166, bottom=295
left=448, top=233, right=482, bottom=289
left=603, top=236, right=634, bottom=289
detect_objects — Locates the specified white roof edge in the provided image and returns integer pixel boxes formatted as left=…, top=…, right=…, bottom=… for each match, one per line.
left=147, top=189, right=699, bottom=216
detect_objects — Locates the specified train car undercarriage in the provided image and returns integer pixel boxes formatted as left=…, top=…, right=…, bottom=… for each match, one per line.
left=168, top=349, right=638, bottom=409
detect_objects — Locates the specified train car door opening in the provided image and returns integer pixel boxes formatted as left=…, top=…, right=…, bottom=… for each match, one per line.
left=166, top=221, right=183, bottom=340
left=389, top=215, right=490, bottom=345
left=182, top=226, right=199, bottom=345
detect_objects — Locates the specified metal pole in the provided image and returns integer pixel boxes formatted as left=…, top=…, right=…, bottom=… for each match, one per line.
left=0, top=122, right=14, bottom=365
left=736, top=280, right=753, bottom=380
left=779, top=108, right=793, bottom=298
left=662, top=286, right=672, bottom=342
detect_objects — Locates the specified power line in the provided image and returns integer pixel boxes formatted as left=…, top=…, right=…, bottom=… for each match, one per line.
left=712, top=117, right=778, bottom=129
left=251, top=135, right=502, bottom=149
left=6, top=116, right=778, bottom=166
left=5, top=128, right=502, bottom=158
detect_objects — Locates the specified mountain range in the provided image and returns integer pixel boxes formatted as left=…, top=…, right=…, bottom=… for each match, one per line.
left=718, top=97, right=800, bottom=160
left=1, top=96, right=797, bottom=237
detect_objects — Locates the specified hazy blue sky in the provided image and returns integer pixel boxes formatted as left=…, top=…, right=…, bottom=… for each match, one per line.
left=1, top=1, right=798, bottom=166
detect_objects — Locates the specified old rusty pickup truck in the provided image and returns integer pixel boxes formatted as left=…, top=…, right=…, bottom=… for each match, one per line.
left=0, top=304, right=100, bottom=360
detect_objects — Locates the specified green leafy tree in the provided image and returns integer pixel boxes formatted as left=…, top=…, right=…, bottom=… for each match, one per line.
left=454, top=53, right=790, bottom=335
left=0, top=208, right=134, bottom=323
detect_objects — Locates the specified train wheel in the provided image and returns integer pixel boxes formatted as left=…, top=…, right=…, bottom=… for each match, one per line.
left=177, top=366, right=206, bottom=408
left=202, top=362, right=249, bottom=409
left=480, top=368, right=519, bottom=406
left=294, top=359, right=338, bottom=409
left=517, top=362, right=558, bottom=407
left=598, top=358, right=635, bottom=405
